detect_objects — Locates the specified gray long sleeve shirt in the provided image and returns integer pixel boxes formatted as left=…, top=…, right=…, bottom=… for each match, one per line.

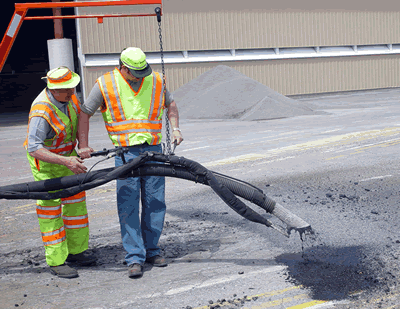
left=81, top=78, right=174, bottom=116
left=26, top=89, right=71, bottom=153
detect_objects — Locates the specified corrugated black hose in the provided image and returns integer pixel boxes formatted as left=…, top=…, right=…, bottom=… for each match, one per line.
left=0, top=152, right=275, bottom=229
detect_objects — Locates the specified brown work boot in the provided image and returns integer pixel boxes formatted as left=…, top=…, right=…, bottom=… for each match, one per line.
left=128, top=263, right=143, bottom=278
left=66, top=251, right=97, bottom=266
left=146, top=255, right=167, bottom=267
left=50, top=263, right=79, bottom=279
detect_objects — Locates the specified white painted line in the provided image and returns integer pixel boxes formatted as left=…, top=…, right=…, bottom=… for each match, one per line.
left=253, top=156, right=295, bottom=165
left=180, top=145, right=211, bottom=152
left=320, top=128, right=343, bottom=134
left=0, top=137, right=26, bottom=142
left=360, top=175, right=393, bottom=182
left=165, top=265, right=286, bottom=296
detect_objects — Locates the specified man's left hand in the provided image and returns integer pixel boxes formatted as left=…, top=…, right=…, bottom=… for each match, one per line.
left=173, top=130, right=183, bottom=145
left=77, top=147, right=94, bottom=159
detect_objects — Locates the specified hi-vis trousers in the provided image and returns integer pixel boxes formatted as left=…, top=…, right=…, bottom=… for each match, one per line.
left=27, top=151, right=89, bottom=266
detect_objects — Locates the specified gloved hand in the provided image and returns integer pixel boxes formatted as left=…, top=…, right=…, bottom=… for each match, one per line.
left=77, top=147, right=94, bottom=159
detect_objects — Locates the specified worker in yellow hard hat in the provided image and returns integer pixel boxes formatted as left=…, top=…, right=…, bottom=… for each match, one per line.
left=24, top=66, right=96, bottom=278
left=78, top=47, right=183, bottom=278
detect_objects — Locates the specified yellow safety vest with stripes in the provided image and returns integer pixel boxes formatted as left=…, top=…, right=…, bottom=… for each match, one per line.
left=97, top=68, right=165, bottom=147
left=23, top=89, right=81, bottom=156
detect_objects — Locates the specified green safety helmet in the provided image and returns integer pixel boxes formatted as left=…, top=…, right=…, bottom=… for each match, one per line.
left=120, top=47, right=152, bottom=78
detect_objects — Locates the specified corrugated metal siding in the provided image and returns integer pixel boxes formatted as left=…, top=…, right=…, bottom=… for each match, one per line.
left=82, top=55, right=400, bottom=98
left=78, top=10, right=400, bottom=54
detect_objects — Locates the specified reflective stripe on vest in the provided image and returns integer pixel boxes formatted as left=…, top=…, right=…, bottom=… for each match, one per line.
left=98, top=69, right=165, bottom=146
left=62, top=214, right=89, bottom=229
left=41, top=226, right=66, bottom=246
left=36, top=204, right=62, bottom=219
left=23, top=89, right=80, bottom=155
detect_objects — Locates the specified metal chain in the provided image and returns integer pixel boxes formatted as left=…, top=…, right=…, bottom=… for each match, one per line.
left=156, top=11, right=172, bottom=155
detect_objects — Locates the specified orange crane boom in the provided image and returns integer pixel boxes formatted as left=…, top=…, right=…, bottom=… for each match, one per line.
left=0, top=0, right=163, bottom=72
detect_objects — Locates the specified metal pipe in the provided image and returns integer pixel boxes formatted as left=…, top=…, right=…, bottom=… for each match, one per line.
left=15, top=0, right=162, bottom=10
left=51, top=0, right=63, bottom=39
left=23, top=13, right=158, bottom=21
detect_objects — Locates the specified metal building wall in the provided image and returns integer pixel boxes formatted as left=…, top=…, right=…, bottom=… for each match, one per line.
left=83, top=55, right=400, bottom=96
left=78, top=10, right=400, bottom=53
left=76, top=0, right=400, bottom=97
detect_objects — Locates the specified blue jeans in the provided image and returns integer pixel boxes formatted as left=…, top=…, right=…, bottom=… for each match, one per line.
left=115, top=144, right=166, bottom=266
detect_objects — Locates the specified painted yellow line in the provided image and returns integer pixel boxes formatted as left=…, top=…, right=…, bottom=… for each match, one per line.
left=204, top=128, right=400, bottom=167
left=368, top=291, right=400, bottom=307
left=286, top=300, right=327, bottom=309
left=15, top=203, right=35, bottom=209
left=325, top=155, right=346, bottom=161
left=250, top=285, right=303, bottom=299
left=351, top=139, right=400, bottom=154
left=192, top=286, right=302, bottom=309
left=244, top=294, right=308, bottom=309
left=204, top=153, right=268, bottom=167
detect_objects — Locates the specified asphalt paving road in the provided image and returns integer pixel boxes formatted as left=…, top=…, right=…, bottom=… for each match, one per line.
left=1, top=88, right=400, bottom=309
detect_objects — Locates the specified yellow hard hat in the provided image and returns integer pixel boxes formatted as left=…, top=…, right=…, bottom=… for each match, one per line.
left=43, top=66, right=80, bottom=89
left=120, top=47, right=152, bottom=78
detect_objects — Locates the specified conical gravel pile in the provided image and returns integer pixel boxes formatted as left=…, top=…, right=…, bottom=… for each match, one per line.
left=173, top=65, right=319, bottom=121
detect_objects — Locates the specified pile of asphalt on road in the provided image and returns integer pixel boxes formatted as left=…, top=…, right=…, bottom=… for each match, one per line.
left=173, top=65, right=319, bottom=121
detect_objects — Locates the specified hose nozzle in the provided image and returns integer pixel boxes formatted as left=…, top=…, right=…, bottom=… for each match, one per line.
left=270, top=203, right=313, bottom=237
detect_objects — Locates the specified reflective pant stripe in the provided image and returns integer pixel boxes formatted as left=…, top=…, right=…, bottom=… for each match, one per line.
left=62, top=191, right=86, bottom=204
left=36, top=204, right=62, bottom=218
left=43, top=236, right=66, bottom=246
left=37, top=214, right=61, bottom=219
left=62, top=196, right=86, bottom=204
left=64, top=223, right=89, bottom=229
left=37, top=205, right=61, bottom=211
left=62, top=214, right=89, bottom=229
left=41, top=226, right=66, bottom=246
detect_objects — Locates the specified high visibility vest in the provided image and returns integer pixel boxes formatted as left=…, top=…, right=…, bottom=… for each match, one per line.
left=97, top=68, right=165, bottom=147
left=23, top=89, right=80, bottom=156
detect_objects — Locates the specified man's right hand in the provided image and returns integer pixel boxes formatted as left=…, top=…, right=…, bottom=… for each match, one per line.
left=65, top=157, right=88, bottom=174
left=77, top=147, right=94, bottom=159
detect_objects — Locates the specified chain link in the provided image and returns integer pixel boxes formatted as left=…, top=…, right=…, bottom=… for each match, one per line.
left=157, top=17, right=172, bottom=155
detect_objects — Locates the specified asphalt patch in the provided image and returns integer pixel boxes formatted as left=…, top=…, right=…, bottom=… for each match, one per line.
left=277, top=243, right=383, bottom=301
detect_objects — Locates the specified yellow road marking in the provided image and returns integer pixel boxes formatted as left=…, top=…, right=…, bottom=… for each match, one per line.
left=192, top=286, right=303, bottom=309
left=367, top=291, right=400, bottom=308
left=15, top=203, right=35, bottom=209
left=204, top=153, right=268, bottom=167
left=204, top=128, right=400, bottom=167
left=244, top=294, right=307, bottom=309
left=286, top=300, right=327, bottom=309
left=351, top=139, right=400, bottom=154
left=325, top=155, right=346, bottom=161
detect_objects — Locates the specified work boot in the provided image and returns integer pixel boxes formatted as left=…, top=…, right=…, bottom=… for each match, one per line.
left=128, top=263, right=143, bottom=278
left=66, top=251, right=97, bottom=266
left=146, top=255, right=167, bottom=267
left=50, top=263, right=79, bottom=279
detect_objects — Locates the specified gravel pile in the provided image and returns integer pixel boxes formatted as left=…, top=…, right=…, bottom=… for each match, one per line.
left=173, top=65, right=319, bottom=121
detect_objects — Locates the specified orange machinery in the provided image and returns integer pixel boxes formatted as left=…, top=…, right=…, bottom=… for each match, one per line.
left=0, top=0, right=163, bottom=72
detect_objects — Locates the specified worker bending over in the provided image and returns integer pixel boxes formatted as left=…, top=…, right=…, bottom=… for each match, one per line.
left=24, top=67, right=96, bottom=279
